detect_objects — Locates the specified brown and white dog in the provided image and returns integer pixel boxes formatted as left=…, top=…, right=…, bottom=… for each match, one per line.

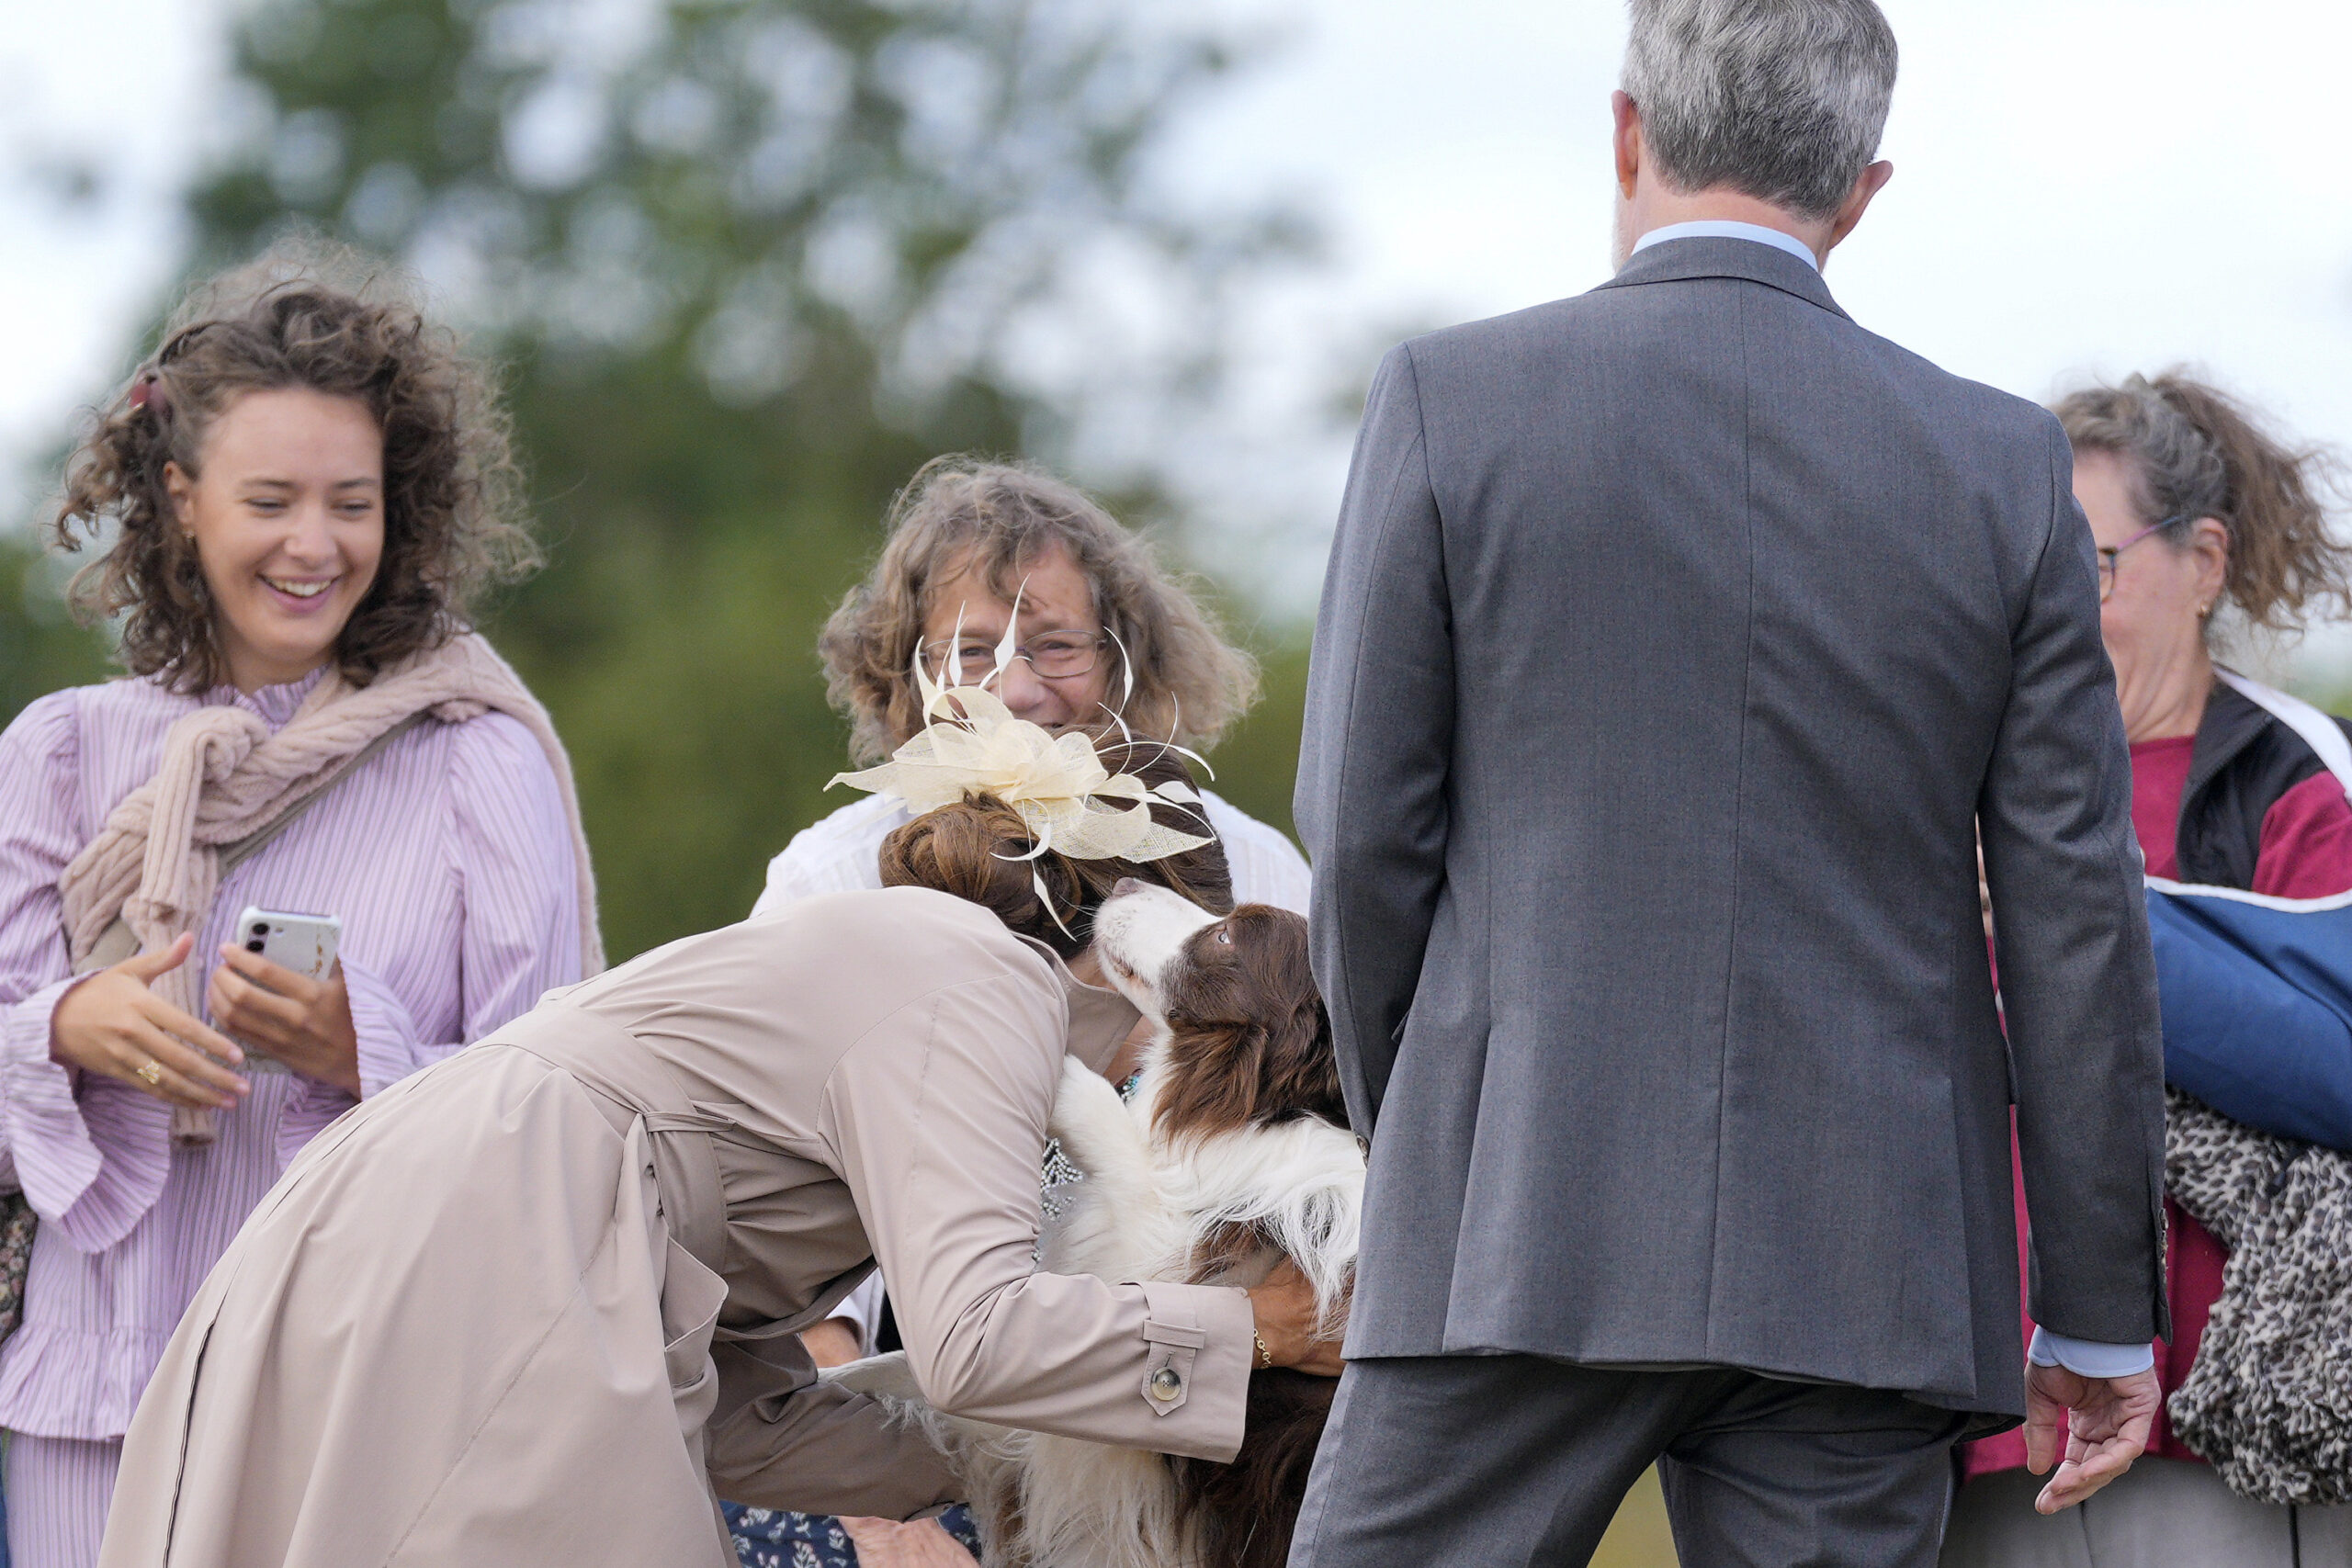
left=831, top=882, right=1362, bottom=1568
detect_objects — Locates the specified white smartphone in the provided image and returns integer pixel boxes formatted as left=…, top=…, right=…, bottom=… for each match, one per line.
left=233, top=907, right=342, bottom=985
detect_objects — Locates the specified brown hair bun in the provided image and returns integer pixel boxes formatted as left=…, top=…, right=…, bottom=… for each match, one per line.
left=880, top=794, right=1082, bottom=953
left=877, top=743, right=1234, bottom=957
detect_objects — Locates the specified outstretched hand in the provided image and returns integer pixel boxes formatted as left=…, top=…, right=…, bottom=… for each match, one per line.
left=2023, top=1359, right=2162, bottom=1512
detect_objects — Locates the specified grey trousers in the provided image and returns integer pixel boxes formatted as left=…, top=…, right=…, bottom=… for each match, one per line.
left=1941, top=1460, right=2352, bottom=1567
left=1286, top=1356, right=1972, bottom=1568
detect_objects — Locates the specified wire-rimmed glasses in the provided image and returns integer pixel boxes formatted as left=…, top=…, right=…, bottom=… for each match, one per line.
left=2097, top=516, right=2186, bottom=602
left=922, top=629, right=1111, bottom=683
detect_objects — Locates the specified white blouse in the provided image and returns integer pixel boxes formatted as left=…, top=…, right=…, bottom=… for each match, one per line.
left=754, top=790, right=1311, bottom=919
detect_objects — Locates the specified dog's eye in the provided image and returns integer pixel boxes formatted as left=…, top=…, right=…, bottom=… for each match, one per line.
left=1214, top=927, right=1232, bottom=946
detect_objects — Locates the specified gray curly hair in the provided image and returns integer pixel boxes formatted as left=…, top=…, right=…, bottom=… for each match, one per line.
left=2054, top=371, right=2352, bottom=637
left=819, top=457, right=1260, bottom=765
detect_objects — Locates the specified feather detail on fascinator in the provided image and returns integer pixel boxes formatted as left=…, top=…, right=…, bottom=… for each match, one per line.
left=828, top=592, right=1216, bottom=931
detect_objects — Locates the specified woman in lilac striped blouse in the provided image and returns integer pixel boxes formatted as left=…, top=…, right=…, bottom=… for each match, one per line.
left=0, top=247, right=594, bottom=1567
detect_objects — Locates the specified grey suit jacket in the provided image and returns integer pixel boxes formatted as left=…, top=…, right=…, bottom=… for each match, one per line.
left=1295, top=238, right=2168, bottom=1417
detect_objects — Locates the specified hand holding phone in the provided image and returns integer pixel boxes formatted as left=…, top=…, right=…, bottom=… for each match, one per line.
left=233, top=908, right=341, bottom=985
left=210, top=908, right=362, bottom=1097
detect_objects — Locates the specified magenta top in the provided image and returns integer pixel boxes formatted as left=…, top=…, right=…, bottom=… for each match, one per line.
left=0, top=668, right=584, bottom=1438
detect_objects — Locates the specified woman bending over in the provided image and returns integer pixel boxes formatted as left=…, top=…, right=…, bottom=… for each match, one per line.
left=98, top=749, right=1340, bottom=1566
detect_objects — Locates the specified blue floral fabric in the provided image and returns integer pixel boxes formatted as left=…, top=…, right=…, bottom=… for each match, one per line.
left=722, top=1502, right=981, bottom=1566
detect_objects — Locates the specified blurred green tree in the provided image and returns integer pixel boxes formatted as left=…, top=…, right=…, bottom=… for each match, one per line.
left=27, top=0, right=1315, bottom=958
left=0, top=536, right=112, bottom=725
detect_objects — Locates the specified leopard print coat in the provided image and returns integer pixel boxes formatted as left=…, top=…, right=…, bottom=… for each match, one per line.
left=2164, top=1089, right=2352, bottom=1505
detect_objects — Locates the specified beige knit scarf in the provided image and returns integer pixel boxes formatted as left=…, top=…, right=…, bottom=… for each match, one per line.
left=58, top=632, right=603, bottom=1143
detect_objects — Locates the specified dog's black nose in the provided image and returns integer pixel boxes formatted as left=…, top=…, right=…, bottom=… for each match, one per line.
left=1111, top=877, right=1147, bottom=897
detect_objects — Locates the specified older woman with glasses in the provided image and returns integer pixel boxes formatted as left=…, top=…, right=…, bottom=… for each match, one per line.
left=723, top=457, right=1309, bottom=1568
left=764, top=457, right=1308, bottom=928
left=1943, top=373, right=2352, bottom=1566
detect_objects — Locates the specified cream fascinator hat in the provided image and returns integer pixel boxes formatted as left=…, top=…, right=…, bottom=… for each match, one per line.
left=828, top=604, right=1217, bottom=926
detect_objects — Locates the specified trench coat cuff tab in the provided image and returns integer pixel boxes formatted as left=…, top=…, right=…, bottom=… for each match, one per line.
left=1137, top=1287, right=1206, bottom=1416
left=1141, top=1318, right=1207, bottom=1350
left=1101, top=1281, right=1250, bottom=1459
left=1136, top=1282, right=1253, bottom=1449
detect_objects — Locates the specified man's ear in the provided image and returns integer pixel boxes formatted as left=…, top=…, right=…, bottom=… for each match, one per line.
left=1825, top=160, right=1894, bottom=254
left=1612, top=90, right=1644, bottom=198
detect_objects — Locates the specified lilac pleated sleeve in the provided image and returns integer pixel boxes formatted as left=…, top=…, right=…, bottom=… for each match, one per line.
left=0, top=670, right=582, bottom=1439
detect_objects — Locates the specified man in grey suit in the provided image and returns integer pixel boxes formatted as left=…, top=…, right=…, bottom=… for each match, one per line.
left=1290, top=3, right=2168, bottom=1563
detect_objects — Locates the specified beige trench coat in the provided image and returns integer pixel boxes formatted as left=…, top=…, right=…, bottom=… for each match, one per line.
left=98, top=888, right=1255, bottom=1567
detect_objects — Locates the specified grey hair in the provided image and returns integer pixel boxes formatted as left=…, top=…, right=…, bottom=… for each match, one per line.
left=2054, top=371, right=2352, bottom=636
left=1622, top=0, right=1898, bottom=222
left=818, top=456, right=1261, bottom=764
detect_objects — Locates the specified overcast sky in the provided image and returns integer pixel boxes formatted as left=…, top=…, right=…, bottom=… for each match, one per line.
left=6, top=0, right=2349, bottom=672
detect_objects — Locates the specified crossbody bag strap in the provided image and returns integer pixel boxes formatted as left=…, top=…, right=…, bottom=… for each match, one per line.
left=2215, top=668, right=2352, bottom=806
left=75, top=709, right=435, bottom=976
left=213, top=708, right=434, bottom=878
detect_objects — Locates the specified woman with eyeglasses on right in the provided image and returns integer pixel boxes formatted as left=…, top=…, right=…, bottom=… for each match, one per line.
left=1943, top=372, right=2352, bottom=1565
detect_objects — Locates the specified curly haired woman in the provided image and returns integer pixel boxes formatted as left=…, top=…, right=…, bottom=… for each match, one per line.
left=763, top=457, right=1308, bottom=926
left=0, top=243, right=597, bottom=1567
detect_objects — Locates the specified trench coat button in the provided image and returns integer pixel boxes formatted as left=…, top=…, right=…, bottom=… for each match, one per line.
left=1149, top=1367, right=1182, bottom=1402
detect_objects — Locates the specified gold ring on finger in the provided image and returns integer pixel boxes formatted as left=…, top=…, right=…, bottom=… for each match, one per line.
left=136, top=1060, right=164, bottom=1088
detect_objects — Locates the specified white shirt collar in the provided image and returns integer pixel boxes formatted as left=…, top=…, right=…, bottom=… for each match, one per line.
left=1632, top=220, right=1820, bottom=273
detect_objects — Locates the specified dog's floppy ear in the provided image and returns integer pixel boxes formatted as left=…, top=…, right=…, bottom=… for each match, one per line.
left=1153, top=1019, right=1269, bottom=1144
left=1238, top=907, right=1343, bottom=1128
left=1263, top=989, right=1344, bottom=1130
